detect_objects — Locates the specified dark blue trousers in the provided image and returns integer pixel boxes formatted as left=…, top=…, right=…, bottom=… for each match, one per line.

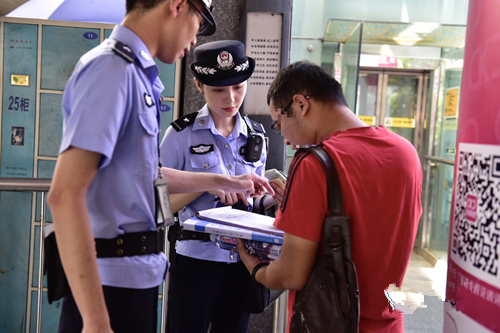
left=58, top=285, right=159, bottom=333
left=167, top=254, right=251, bottom=333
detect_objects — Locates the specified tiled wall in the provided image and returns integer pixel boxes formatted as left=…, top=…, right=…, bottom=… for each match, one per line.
left=0, top=18, right=179, bottom=332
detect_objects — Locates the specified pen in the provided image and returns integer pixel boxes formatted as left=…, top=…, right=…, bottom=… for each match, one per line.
left=209, top=197, right=221, bottom=203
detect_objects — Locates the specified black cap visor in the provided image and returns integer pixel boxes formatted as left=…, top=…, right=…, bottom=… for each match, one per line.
left=194, top=0, right=216, bottom=36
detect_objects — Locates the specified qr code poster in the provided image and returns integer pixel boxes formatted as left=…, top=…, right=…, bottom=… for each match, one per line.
left=447, top=143, right=500, bottom=331
left=450, top=143, right=500, bottom=288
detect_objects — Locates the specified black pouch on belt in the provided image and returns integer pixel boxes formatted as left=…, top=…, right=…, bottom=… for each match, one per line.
left=43, top=223, right=71, bottom=304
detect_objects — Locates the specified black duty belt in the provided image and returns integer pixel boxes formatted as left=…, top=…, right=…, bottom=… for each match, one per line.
left=95, top=230, right=165, bottom=258
left=176, top=227, right=211, bottom=242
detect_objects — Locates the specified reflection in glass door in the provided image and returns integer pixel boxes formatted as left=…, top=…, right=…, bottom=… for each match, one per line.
left=356, top=70, right=427, bottom=148
left=341, top=23, right=363, bottom=112
left=382, top=74, right=422, bottom=145
left=423, top=68, right=462, bottom=261
left=356, top=73, right=379, bottom=126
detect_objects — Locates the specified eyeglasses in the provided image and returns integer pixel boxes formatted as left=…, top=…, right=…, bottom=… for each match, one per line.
left=278, top=95, right=310, bottom=115
left=187, top=0, right=214, bottom=36
left=271, top=95, right=310, bottom=135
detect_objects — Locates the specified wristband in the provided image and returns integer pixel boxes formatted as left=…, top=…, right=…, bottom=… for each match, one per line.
left=252, top=262, right=270, bottom=285
left=259, top=194, right=270, bottom=215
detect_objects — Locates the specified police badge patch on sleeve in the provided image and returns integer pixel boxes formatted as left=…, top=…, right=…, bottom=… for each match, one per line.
left=144, top=93, right=155, bottom=107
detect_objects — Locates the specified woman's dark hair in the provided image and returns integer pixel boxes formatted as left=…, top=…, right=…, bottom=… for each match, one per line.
left=267, top=61, right=348, bottom=110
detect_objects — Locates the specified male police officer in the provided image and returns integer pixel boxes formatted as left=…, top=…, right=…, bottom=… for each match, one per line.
left=238, top=61, right=422, bottom=333
left=48, top=1, right=272, bottom=332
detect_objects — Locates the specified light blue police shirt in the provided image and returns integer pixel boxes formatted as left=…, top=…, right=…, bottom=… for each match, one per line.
left=59, top=25, right=168, bottom=289
left=160, top=105, right=266, bottom=262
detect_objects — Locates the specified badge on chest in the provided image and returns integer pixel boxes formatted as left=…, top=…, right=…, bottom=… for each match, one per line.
left=190, top=144, right=214, bottom=154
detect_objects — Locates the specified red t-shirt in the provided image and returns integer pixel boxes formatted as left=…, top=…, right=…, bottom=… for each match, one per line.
left=274, top=126, right=422, bottom=333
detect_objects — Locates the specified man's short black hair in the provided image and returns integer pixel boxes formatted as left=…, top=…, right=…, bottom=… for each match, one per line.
left=126, top=0, right=169, bottom=14
left=267, top=61, right=348, bottom=111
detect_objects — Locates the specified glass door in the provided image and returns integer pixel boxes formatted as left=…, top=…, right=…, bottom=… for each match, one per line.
left=356, top=73, right=380, bottom=126
left=381, top=73, right=423, bottom=146
left=340, top=23, right=363, bottom=112
left=357, top=70, right=426, bottom=148
left=422, top=65, right=463, bottom=261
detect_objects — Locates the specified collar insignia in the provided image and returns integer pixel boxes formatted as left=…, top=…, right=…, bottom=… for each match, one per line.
left=140, top=50, right=151, bottom=61
left=217, top=51, right=235, bottom=70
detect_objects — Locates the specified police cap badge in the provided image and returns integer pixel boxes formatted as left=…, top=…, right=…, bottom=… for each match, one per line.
left=190, top=40, right=255, bottom=87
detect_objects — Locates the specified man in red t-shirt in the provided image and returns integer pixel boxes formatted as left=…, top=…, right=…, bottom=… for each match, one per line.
left=237, top=61, right=422, bottom=333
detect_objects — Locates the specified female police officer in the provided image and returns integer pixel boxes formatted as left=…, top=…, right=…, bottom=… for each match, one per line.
left=160, top=40, right=281, bottom=333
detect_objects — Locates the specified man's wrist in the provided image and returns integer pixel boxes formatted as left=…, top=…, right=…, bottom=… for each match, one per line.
left=252, top=262, right=269, bottom=286
left=264, top=194, right=276, bottom=208
left=259, top=194, right=269, bottom=214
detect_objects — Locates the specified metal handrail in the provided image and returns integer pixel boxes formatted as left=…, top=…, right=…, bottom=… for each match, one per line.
left=0, top=177, right=51, bottom=333
left=425, top=155, right=455, bottom=166
left=0, top=177, right=51, bottom=191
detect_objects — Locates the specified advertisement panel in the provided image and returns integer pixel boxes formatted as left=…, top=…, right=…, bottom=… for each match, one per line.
left=445, top=1, right=500, bottom=332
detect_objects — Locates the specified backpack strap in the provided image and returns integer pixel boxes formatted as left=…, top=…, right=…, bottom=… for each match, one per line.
left=305, top=146, right=344, bottom=216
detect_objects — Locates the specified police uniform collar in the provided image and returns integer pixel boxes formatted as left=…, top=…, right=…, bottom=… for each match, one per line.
left=192, top=105, right=214, bottom=131
left=193, top=105, right=248, bottom=138
left=109, top=25, right=157, bottom=71
left=232, top=112, right=249, bottom=139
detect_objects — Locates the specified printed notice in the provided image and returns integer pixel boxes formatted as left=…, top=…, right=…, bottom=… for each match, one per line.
left=444, top=87, right=459, bottom=118
left=244, top=13, right=283, bottom=115
left=384, top=117, right=415, bottom=128
left=358, top=116, right=375, bottom=126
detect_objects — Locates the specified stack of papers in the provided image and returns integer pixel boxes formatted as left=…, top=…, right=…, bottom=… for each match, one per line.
left=195, top=207, right=283, bottom=235
left=182, top=207, right=285, bottom=260
left=183, top=216, right=283, bottom=245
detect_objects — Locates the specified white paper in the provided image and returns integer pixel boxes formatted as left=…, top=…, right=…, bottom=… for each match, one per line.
left=196, top=207, right=283, bottom=235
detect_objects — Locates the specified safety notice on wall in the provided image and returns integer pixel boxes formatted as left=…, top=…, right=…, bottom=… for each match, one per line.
left=244, top=12, right=283, bottom=115
left=358, top=115, right=375, bottom=126
left=384, top=117, right=415, bottom=128
left=444, top=87, right=459, bottom=118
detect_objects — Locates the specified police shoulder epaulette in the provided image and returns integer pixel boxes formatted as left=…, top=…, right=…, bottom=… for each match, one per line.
left=243, top=116, right=266, bottom=134
left=111, top=40, right=136, bottom=64
left=171, top=112, right=199, bottom=132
